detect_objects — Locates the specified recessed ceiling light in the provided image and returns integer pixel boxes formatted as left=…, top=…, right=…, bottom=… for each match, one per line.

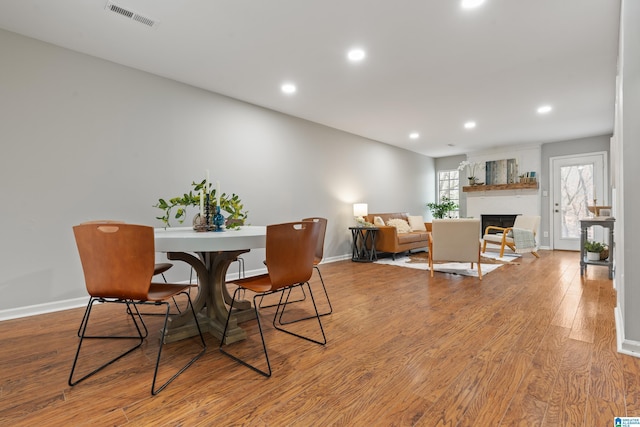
left=347, top=48, right=366, bottom=62
left=537, top=105, right=553, bottom=114
left=409, top=132, right=420, bottom=139
left=461, top=0, right=485, bottom=9
left=281, top=83, right=297, bottom=94
left=464, top=121, right=476, bottom=129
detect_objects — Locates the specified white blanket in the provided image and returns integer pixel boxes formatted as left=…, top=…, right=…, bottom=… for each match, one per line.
left=512, top=227, right=537, bottom=254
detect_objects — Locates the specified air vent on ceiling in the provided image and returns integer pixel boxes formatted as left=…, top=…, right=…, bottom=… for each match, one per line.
left=105, top=1, right=159, bottom=28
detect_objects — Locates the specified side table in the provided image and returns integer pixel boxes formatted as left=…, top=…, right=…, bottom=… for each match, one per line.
left=579, top=218, right=614, bottom=279
left=349, top=227, right=379, bottom=262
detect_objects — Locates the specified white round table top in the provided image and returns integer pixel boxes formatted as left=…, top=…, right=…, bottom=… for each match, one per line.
left=154, top=226, right=267, bottom=253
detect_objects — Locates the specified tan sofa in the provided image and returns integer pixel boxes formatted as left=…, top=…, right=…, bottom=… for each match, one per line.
left=364, top=212, right=431, bottom=259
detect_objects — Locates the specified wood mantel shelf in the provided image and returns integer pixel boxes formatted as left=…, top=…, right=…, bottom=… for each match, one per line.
left=462, top=182, right=539, bottom=192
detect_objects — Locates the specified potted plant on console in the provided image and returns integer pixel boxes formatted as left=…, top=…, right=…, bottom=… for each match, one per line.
left=584, top=240, right=607, bottom=261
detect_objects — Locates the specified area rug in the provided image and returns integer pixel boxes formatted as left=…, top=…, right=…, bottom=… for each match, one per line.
left=374, top=251, right=520, bottom=277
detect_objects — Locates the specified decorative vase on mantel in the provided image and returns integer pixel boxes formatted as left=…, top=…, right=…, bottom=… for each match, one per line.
left=468, top=177, right=477, bottom=186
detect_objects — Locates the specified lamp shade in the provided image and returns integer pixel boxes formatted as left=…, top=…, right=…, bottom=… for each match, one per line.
left=353, top=203, right=368, bottom=218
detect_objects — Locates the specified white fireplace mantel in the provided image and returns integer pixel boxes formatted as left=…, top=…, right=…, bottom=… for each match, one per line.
left=466, top=190, right=540, bottom=219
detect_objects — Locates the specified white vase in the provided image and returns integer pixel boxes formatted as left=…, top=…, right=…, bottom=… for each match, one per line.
left=586, top=251, right=600, bottom=261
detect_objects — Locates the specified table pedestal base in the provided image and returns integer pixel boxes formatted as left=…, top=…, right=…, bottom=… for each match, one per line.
left=164, top=308, right=254, bottom=344
left=162, top=249, right=257, bottom=344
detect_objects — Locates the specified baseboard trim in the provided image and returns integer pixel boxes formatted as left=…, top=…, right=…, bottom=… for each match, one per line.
left=0, top=296, right=89, bottom=322
left=323, top=254, right=352, bottom=263
left=615, top=306, right=640, bottom=358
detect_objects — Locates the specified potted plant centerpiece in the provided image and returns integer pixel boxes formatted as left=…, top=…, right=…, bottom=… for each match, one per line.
left=427, top=197, right=458, bottom=219
left=155, top=179, right=248, bottom=230
left=584, top=240, right=607, bottom=261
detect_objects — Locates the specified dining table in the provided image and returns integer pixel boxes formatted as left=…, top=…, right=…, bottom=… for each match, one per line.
left=154, top=226, right=266, bottom=344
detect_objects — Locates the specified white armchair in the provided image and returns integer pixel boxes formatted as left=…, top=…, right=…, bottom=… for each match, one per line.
left=428, top=219, right=482, bottom=280
left=482, top=215, right=540, bottom=258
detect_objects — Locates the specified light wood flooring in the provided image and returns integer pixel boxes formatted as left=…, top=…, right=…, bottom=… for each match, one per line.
left=1, top=250, right=639, bottom=426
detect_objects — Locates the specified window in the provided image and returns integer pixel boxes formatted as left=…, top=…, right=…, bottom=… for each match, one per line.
left=437, top=169, right=460, bottom=218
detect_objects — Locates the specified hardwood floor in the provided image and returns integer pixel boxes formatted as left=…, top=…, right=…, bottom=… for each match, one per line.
left=1, top=250, right=639, bottom=426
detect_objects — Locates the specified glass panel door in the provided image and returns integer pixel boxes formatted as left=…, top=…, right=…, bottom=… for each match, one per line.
left=551, top=153, right=606, bottom=250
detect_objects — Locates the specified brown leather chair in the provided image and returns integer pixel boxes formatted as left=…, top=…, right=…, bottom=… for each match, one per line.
left=70, top=223, right=206, bottom=395
left=78, top=220, right=184, bottom=316
left=79, top=220, right=175, bottom=278
left=219, top=221, right=326, bottom=377
left=277, top=217, right=332, bottom=323
left=302, top=217, right=331, bottom=313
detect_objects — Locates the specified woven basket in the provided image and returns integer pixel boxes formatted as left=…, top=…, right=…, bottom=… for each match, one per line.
left=600, top=247, right=610, bottom=260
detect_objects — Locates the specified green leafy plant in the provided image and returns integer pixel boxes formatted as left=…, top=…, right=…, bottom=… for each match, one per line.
left=584, top=240, right=606, bottom=253
left=426, top=196, right=458, bottom=219
left=155, top=179, right=248, bottom=229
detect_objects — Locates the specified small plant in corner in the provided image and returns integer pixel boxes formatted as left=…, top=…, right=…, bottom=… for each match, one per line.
left=427, top=197, right=458, bottom=219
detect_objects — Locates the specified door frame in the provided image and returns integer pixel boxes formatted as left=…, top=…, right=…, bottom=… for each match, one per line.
left=549, top=151, right=608, bottom=250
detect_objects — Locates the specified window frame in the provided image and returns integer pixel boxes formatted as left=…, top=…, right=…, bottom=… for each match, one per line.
left=436, top=169, right=460, bottom=218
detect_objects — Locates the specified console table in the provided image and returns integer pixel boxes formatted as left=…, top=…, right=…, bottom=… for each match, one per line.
left=349, top=227, right=378, bottom=262
left=579, top=218, right=615, bottom=279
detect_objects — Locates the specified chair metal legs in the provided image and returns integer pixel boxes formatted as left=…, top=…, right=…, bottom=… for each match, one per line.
left=257, top=286, right=307, bottom=309
left=152, top=292, right=206, bottom=395
left=231, top=256, right=245, bottom=279
left=278, top=265, right=332, bottom=324
left=70, top=298, right=147, bottom=386
left=273, top=281, right=327, bottom=345
left=69, top=292, right=206, bottom=395
left=220, top=287, right=272, bottom=377
left=219, top=281, right=326, bottom=378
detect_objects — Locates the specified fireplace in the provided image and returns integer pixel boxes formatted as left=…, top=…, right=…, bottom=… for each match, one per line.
left=481, top=214, right=519, bottom=234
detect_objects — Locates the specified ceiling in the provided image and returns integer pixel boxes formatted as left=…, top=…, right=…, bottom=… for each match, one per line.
left=0, top=0, right=621, bottom=157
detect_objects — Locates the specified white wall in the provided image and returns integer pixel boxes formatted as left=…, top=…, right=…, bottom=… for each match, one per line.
left=0, top=29, right=435, bottom=317
left=615, top=0, right=640, bottom=356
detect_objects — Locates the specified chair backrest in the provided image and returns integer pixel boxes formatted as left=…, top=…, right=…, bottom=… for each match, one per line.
left=265, top=221, right=320, bottom=290
left=431, top=219, right=481, bottom=262
left=73, top=223, right=154, bottom=300
left=302, top=217, right=327, bottom=263
left=513, top=215, right=540, bottom=236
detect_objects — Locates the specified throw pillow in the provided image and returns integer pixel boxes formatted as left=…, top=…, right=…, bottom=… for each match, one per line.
left=407, top=215, right=427, bottom=232
left=386, top=218, right=411, bottom=233
left=373, top=216, right=385, bottom=227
